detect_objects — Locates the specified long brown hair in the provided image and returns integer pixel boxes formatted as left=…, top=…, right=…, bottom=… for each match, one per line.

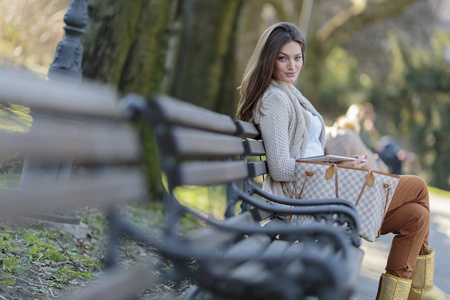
left=236, top=22, right=305, bottom=122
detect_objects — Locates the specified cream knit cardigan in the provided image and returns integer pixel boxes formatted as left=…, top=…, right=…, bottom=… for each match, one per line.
left=253, top=79, right=326, bottom=199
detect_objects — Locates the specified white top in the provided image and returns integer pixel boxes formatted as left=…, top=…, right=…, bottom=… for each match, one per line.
left=303, top=110, right=325, bottom=158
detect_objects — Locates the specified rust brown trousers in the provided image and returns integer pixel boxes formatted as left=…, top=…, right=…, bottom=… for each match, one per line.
left=380, top=175, right=431, bottom=279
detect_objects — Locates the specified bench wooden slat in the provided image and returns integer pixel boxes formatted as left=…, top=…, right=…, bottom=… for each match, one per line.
left=226, top=240, right=290, bottom=284
left=187, top=211, right=254, bottom=253
left=284, top=243, right=337, bottom=263
left=283, top=243, right=306, bottom=257
left=150, top=95, right=236, bottom=134
left=0, top=71, right=121, bottom=118
left=234, top=120, right=260, bottom=139
left=171, top=161, right=248, bottom=186
left=260, top=240, right=291, bottom=258
left=226, top=261, right=274, bottom=283
left=243, top=139, right=265, bottom=156
left=0, top=122, right=140, bottom=163
left=207, top=235, right=274, bottom=284
left=162, top=127, right=244, bottom=157
left=222, top=234, right=272, bottom=258
left=0, top=169, right=146, bottom=217
left=247, top=161, right=268, bottom=178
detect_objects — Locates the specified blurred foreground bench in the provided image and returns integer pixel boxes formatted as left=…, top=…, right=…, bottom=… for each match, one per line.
left=0, top=71, right=155, bottom=300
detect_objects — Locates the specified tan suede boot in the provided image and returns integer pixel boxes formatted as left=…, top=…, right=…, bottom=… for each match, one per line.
left=408, top=248, right=450, bottom=300
left=376, top=273, right=412, bottom=300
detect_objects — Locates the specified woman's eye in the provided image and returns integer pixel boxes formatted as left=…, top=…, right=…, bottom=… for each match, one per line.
left=278, top=56, right=286, bottom=61
left=295, top=56, right=302, bottom=61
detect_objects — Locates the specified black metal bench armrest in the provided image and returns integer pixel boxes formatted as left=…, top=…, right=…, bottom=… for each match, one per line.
left=227, top=183, right=362, bottom=247
left=245, top=179, right=358, bottom=212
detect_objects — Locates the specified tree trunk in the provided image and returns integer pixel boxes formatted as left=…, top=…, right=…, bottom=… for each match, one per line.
left=78, top=0, right=422, bottom=200
left=168, top=0, right=242, bottom=115
left=81, top=0, right=243, bottom=199
left=81, top=0, right=178, bottom=199
left=235, top=0, right=265, bottom=94
left=297, top=0, right=323, bottom=102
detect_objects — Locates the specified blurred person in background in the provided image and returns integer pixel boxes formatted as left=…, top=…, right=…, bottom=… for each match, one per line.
left=325, top=116, right=389, bottom=173
left=346, top=103, right=418, bottom=175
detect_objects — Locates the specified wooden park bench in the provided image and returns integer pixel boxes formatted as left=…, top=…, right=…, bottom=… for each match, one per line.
left=0, top=72, right=157, bottom=300
left=142, top=94, right=364, bottom=299
left=0, top=71, right=363, bottom=299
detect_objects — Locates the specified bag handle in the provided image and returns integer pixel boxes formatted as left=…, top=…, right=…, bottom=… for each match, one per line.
left=353, top=170, right=392, bottom=240
left=376, top=183, right=392, bottom=239
left=297, top=171, right=314, bottom=199
left=355, top=170, right=375, bottom=206
left=331, top=164, right=338, bottom=198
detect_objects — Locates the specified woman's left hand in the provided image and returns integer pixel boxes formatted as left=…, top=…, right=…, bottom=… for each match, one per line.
left=339, top=154, right=369, bottom=169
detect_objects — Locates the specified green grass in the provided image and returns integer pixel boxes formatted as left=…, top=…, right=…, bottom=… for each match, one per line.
left=429, top=186, right=450, bottom=199
left=0, top=103, right=32, bottom=191
left=0, top=104, right=32, bottom=133
left=0, top=223, right=98, bottom=289
left=174, top=184, right=227, bottom=220
left=0, top=170, right=21, bottom=190
left=0, top=208, right=110, bottom=299
left=159, top=173, right=233, bottom=234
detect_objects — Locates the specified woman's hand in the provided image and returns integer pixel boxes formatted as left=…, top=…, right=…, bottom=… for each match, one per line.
left=339, top=154, right=368, bottom=169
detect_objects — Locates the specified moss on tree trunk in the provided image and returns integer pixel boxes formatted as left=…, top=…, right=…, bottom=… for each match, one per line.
left=80, top=0, right=242, bottom=200
left=81, top=0, right=177, bottom=199
left=168, top=0, right=242, bottom=115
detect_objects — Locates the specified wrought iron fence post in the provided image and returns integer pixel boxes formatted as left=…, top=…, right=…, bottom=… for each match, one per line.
left=18, top=0, right=89, bottom=225
left=48, top=0, right=88, bottom=82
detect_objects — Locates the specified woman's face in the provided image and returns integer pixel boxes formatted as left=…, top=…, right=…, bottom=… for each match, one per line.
left=272, top=41, right=303, bottom=89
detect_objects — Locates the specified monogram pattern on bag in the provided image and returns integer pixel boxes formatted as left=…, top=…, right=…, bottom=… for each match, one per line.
left=337, top=168, right=368, bottom=202
left=356, top=172, right=399, bottom=241
left=294, top=162, right=400, bottom=242
left=295, top=162, right=336, bottom=199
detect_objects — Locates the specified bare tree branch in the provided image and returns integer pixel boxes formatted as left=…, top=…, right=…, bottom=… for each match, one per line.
left=317, top=0, right=419, bottom=53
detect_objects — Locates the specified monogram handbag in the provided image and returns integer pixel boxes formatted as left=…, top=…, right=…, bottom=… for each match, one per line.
left=294, top=160, right=400, bottom=241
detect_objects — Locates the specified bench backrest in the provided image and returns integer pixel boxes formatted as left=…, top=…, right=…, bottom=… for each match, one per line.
left=234, top=120, right=268, bottom=178
left=147, top=95, right=362, bottom=300
left=0, top=72, right=146, bottom=218
left=149, top=95, right=272, bottom=193
left=0, top=71, right=161, bottom=300
left=149, top=94, right=249, bottom=189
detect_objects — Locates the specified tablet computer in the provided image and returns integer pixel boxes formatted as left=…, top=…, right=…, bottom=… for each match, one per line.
left=298, top=155, right=357, bottom=163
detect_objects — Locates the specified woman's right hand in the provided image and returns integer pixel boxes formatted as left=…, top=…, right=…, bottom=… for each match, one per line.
left=339, top=154, right=368, bottom=169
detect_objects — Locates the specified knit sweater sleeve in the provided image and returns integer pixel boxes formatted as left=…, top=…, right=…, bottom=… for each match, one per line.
left=258, top=91, right=296, bottom=182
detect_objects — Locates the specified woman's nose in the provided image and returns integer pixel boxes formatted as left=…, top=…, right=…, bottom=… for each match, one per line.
left=287, top=60, right=294, bottom=69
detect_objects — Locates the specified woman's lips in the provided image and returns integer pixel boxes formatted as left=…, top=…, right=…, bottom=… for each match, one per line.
left=286, top=72, right=296, bottom=77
